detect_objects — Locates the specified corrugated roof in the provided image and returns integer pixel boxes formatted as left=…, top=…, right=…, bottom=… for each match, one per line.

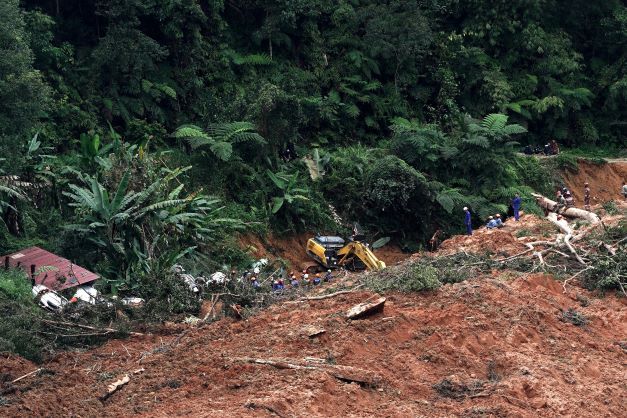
left=2, top=247, right=99, bottom=291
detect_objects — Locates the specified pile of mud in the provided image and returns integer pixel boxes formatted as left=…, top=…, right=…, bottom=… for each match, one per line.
left=2, top=273, right=625, bottom=417
left=437, top=214, right=555, bottom=257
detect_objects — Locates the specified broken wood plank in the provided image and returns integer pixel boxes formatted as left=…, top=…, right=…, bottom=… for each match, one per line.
left=346, top=297, right=386, bottom=320
left=100, top=374, right=130, bottom=402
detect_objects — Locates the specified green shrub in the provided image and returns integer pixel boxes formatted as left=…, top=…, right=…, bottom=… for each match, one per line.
left=364, top=262, right=441, bottom=293
left=0, top=269, right=32, bottom=304
left=561, top=308, right=588, bottom=326
left=0, top=270, right=49, bottom=362
left=582, top=250, right=626, bottom=293
left=602, top=200, right=619, bottom=215
left=555, top=154, right=579, bottom=172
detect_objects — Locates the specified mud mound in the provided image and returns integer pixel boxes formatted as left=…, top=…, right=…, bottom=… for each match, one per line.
left=239, top=233, right=313, bottom=270
left=439, top=225, right=527, bottom=257
left=2, top=272, right=625, bottom=417
left=562, top=160, right=627, bottom=204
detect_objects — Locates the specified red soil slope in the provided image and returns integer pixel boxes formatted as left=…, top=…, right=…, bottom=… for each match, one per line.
left=2, top=273, right=625, bottom=417
left=562, top=160, right=627, bottom=204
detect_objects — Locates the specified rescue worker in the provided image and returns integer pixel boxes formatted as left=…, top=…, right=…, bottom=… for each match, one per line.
left=464, top=207, right=472, bottom=235
left=301, top=269, right=310, bottom=285
left=313, top=273, right=321, bottom=285
left=622, top=182, right=627, bottom=200
left=511, top=193, right=522, bottom=221
left=250, top=276, right=260, bottom=289
left=564, top=188, right=575, bottom=207
left=324, top=269, right=333, bottom=282
left=583, top=182, right=591, bottom=210
left=495, top=214, right=504, bottom=227
left=291, top=275, right=299, bottom=287
left=277, top=278, right=285, bottom=290
left=486, top=216, right=498, bottom=229
left=554, top=190, right=566, bottom=213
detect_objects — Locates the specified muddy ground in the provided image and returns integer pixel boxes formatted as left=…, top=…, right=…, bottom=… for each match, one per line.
left=1, top=272, right=625, bottom=417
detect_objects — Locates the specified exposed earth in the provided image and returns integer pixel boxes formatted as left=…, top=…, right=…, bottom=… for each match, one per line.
left=1, top=160, right=625, bottom=417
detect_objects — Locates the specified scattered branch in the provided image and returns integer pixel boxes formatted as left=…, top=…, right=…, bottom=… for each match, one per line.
left=11, top=368, right=43, bottom=384
left=286, top=285, right=364, bottom=303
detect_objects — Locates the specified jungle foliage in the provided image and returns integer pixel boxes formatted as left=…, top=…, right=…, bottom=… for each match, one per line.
left=0, top=1, right=625, bottom=301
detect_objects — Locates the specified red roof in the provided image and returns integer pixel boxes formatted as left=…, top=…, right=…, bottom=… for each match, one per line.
left=2, top=247, right=99, bottom=291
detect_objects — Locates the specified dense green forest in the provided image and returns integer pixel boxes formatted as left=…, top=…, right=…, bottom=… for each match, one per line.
left=0, top=0, right=626, bottom=294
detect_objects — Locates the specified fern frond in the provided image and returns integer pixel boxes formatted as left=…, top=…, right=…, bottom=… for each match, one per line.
left=481, top=113, right=508, bottom=132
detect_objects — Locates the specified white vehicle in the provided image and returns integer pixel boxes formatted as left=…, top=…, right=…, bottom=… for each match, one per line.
left=171, top=264, right=200, bottom=293
left=32, top=284, right=68, bottom=312
left=208, top=271, right=227, bottom=285
left=72, top=285, right=99, bottom=304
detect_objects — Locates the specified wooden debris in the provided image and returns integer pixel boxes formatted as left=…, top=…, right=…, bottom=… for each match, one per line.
left=100, top=374, right=130, bottom=401
left=286, top=285, right=364, bottom=304
left=11, top=368, right=43, bottom=384
left=235, top=357, right=382, bottom=388
left=346, top=297, right=386, bottom=320
left=305, top=327, right=326, bottom=338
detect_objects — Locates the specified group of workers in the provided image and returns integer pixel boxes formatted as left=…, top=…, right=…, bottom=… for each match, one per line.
left=271, top=270, right=334, bottom=291
left=235, top=268, right=335, bottom=292
left=463, top=179, right=620, bottom=235
left=554, top=186, right=577, bottom=213
left=463, top=193, right=522, bottom=236
left=485, top=214, right=505, bottom=229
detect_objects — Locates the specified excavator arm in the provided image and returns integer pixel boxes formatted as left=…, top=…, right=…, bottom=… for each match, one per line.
left=336, top=241, right=386, bottom=271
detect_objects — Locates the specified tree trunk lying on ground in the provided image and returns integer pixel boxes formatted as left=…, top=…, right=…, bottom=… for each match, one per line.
left=532, top=193, right=600, bottom=224
left=234, top=357, right=382, bottom=387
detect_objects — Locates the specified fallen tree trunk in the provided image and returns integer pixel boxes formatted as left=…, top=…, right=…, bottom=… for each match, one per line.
left=235, top=357, right=382, bottom=387
left=545, top=213, right=587, bottom=265
left=532, top=193, right=600, bottom=224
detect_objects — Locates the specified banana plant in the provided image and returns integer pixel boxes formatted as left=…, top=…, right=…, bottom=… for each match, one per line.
left=266, top=170, right=310, bottom=214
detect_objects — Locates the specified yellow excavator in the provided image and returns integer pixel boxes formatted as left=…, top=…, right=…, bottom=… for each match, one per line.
left=306, top=235, right=386, bottom=271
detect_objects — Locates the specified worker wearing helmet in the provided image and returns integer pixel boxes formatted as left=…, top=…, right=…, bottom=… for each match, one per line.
left=583, top=182, right=591, bottom=210
left=313, top=273, right=321, bottom=285
left=511, top=193, right=522, bottom=221
left=495, top=214, right=504, bottom=228
left=250, top=276, right=260, bottom=289
left=486, top=216, right=497, bottom=229
left=324, top=269, right=333, bottom=282
left=463, top=207, right=472, bottom=235
left=554, top=190, right=566, bottom=213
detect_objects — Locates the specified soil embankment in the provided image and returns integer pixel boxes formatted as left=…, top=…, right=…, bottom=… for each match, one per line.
left=561, top=159, right=627, bottom=203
